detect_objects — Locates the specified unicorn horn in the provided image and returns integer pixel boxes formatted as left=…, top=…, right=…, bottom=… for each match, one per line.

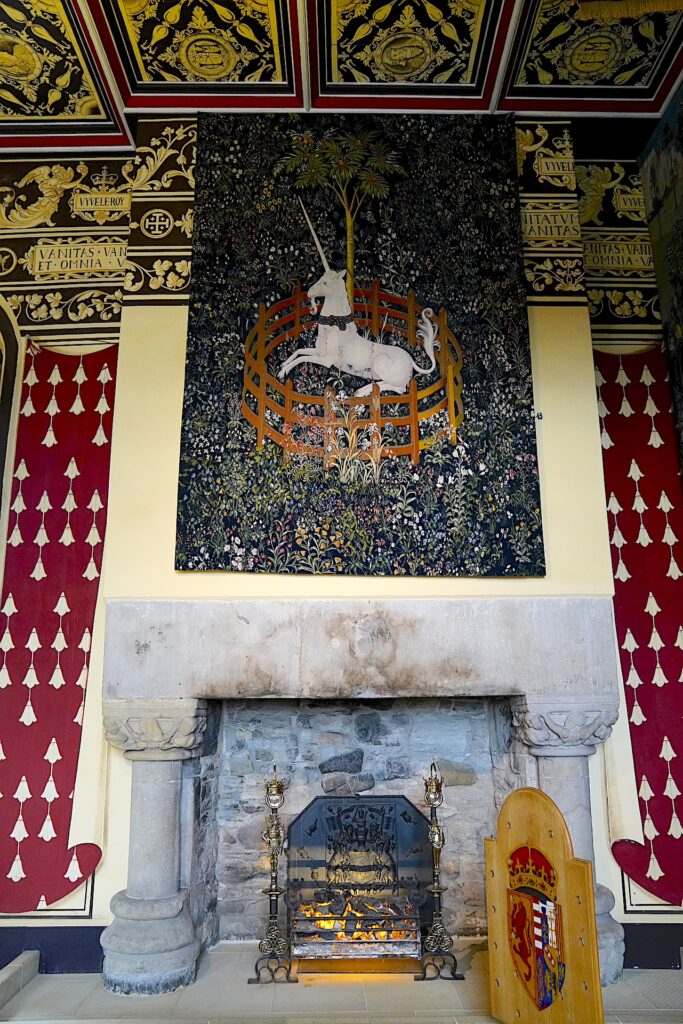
left=298, top=197, right=330, bottom=272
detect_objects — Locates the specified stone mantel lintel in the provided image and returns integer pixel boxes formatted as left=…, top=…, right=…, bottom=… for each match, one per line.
left=103, top=596, right=619, bottom=705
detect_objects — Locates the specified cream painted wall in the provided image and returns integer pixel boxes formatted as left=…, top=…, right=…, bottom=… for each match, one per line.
left=76, top=297, right=617, bottom=926
left=10, top=295, right=623, bottom=926
left=103, top=301, right=613, bottom=601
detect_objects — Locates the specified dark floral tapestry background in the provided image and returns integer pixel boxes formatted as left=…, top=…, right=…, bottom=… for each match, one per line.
left=176, top=113, right=545, bottom=576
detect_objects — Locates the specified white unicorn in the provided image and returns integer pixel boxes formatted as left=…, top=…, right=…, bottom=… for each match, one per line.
left=278, top=201, right=439, bottom=397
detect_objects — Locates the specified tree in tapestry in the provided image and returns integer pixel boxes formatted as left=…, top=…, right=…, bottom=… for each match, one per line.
left=176, top=114, right=544, bottom=576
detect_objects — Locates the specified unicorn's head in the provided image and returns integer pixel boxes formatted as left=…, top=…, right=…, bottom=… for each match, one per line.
left=307, top=266, right=346, bottom=302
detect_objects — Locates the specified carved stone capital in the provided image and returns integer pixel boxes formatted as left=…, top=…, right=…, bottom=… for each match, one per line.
left=103, top=698, right=207, bottom=760
left=511, top=699, right=619, bottom=756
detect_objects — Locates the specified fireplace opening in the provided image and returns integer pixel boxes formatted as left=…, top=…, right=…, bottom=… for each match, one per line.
left=287, top=795, right=433, bottom=972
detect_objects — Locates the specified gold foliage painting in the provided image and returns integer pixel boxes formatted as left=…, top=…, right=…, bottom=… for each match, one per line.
left=329, top=0, right=489, bottom=86
left=113, top=0, right=288, bottom=84
left=517, top=0, right=681, bottom=89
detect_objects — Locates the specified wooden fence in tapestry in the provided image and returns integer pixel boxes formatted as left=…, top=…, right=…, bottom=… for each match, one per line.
left=242, top=280, right=464, bottom=466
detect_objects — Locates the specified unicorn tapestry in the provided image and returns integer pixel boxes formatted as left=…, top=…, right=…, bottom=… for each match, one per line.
left=176, top=113, right=545, bottom=576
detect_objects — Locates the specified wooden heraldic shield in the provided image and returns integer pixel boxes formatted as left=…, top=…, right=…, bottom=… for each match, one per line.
left=485, top=789, right=603, bottom=1024
left=507, top=845, right=565, bottom=1010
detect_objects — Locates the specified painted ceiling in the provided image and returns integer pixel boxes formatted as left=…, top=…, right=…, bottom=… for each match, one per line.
left=0, top=0, right=680, bottom=149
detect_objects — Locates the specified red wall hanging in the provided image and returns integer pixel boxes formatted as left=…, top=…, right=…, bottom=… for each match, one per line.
left=0, top=344, right=117, bottom=912
left=595, top=347, right=683, bottom=906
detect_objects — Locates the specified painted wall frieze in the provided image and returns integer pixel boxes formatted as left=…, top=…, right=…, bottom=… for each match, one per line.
left=0, top=155, right=130, bottom=340
left=124, top=118, right=197, bottom=300
left=20, top=235, right=127, bottom=280
left=123, top=256, right=191, bottom=295
left=5, top=287, right=123, bottom=326
left=578, top=158, right=661, bottom=348
left=517, top=119, right=585, bottom=304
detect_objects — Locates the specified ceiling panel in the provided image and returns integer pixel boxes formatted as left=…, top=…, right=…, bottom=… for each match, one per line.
left=0, top=0, right=128, bottom=147
left=309, top=0, right=517, bottom=108
left=93, top=0, right=303, bottom=106
left=501, top=0, right=683, bottom=111
left=0, top=0, right=681, bottom=149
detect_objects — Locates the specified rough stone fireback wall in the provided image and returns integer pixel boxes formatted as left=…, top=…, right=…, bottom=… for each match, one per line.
left=214, top=697, right=527, bottom=941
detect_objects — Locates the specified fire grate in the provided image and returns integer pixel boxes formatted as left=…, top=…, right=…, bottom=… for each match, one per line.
left=249, top=765, right=462, bottom=983
left=291, top=894, right=421, bottom=959
left=287, top=796, right=432, bottom=967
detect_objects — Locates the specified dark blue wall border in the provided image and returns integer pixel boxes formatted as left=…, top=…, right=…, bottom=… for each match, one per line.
left=1, top=922, right=681, bottom=974
left=0, top=927, right=104, bottom=974
left=624, top=924, right=683, bottom=970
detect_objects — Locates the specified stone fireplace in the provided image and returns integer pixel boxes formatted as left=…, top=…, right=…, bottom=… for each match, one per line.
left=99, top=597, right=624, bottom=994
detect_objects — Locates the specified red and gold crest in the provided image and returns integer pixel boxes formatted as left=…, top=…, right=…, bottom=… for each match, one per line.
left=507, top=843, right=565, bottom=1010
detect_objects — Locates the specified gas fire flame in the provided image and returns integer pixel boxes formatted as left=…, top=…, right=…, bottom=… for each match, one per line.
left=298, top=898, right=413, bottom=943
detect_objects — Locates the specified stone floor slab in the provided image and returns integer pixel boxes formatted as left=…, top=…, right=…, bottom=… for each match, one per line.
left=270, top=979, right=367, bottom=1014
left=619, top=972, right=683, bottom=1011
left=366, top=980, right=463, bottom=1015
left=0, top=973, right=100, bottom=1020
left=612, top=1013, right=683, bottom=1023
left=2, top=942, right=683, bottom=1023
left=75, top=985, right=182, bottom=1020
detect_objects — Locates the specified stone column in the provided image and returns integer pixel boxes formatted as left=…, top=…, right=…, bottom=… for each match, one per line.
left=100, top=698, right=207, bottom=994
left=511, top=699, right=625, bottom=987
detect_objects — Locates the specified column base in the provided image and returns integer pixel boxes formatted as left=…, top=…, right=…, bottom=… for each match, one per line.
left=101, top=890, right=199, bottom=995
left=102, top=956, right=198, bottom=996
left=595, top=883, right=625, bottom=987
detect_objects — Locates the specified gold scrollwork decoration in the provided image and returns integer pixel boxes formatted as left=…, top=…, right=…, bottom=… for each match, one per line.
left=69, top=167, right=132, bottom=225
left=582, top=230, right=654, bottom=276
left=587, top=287, right=660, bottom=321
left=19, top=235, right=127, bottom=280
left=576, top=163, right=626, bottom=225
left=124, top=257, right=192, bottom=293
left=123, top=123, right=197, bottom=193
left=0, top=249, right=18, bottom=276
left=518, top=0, right=681, bottom=90
left=175, top=207, right=194, bottom=238
left=6, top=288, right=123, bottom=323
left=332, top=0, right=486, bottom=86
left=116, top=0, right=284, bottom=85
left=613, top=176, right=647, bottom=223
left=0, top=162, right=88, bottom=229
left=516, top=123, right=576, bottom=190
left=524, top=256, right=585, bottom=294
left=521, top=198, right=582, bottom=248
left=516, top=122, right=549, bottom=178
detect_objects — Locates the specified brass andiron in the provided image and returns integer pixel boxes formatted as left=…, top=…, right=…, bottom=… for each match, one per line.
left=415, top=761, right=464, bottom=981
left=249, top=766, right=297, bottom=983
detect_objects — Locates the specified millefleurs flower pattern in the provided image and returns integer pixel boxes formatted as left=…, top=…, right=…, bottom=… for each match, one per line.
left=596, top=349, right=683, bottom=904
left=0, top=345, right=117, bottom=912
